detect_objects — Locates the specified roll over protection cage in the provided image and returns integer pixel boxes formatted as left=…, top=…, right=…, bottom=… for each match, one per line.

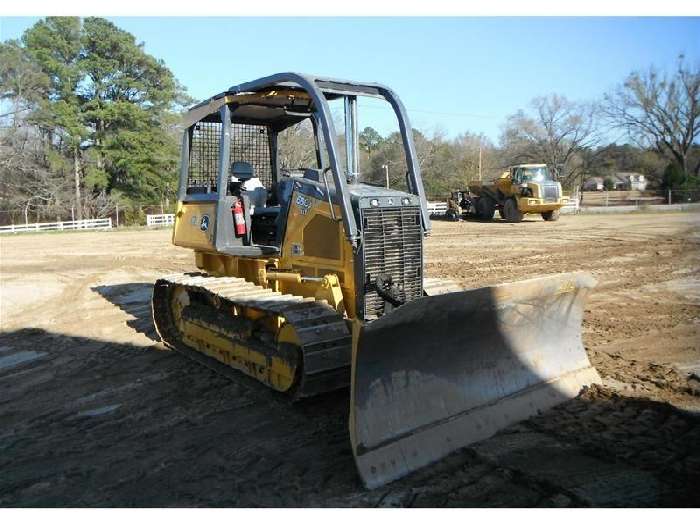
left=177, top=73, right=432, bottom=248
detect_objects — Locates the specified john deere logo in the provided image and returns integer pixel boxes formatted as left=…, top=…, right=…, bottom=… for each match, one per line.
left=200, top=215, right=210, bottom=231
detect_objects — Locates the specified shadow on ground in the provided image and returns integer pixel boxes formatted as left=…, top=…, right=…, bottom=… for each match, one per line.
left=92, top=283, right=159, bottom=342
left=1, top=324, right=699, bottom=507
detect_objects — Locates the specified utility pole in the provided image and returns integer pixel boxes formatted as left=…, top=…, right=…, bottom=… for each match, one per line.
left=116, top=203, right=119, bottom=228
left=382, top=164, right=389, bottom=188
left=478, top=145, right=482, bottom=182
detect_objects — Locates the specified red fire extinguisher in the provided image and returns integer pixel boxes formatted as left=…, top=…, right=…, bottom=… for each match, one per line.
left=233, top=199, right=246, bottom=236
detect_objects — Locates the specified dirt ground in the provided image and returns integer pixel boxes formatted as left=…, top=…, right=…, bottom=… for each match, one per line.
left=1, top=212, right=699, bottom=507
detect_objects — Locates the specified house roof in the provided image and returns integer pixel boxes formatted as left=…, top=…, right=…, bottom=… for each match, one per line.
left=612, top=172, right=646, bottom=183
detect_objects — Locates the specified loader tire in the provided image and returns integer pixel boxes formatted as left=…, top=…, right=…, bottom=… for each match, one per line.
left=503, top=198, right=524, bottom=223
left=476, top=196, right=496, bottom=220
left=542, top=209, right=560, bottom=221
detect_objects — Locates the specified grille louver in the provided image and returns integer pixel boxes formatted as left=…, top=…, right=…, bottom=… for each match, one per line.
left=543, top=184, right=560, bottom=202
left=360, top=206, right=423, bottom=320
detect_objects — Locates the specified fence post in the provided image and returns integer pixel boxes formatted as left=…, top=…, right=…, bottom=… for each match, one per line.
left=116, top=204, right=119, bottom=228
left=667, top=189, right=672, bottom=204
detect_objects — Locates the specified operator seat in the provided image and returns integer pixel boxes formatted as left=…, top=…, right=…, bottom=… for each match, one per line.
left=231, top=161, right=267, bottom=211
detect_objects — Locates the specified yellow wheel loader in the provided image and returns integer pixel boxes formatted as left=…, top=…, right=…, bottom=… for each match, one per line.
left=469, top=164, right=569, bottom=222
left=151, top=73, right=600, bottom=489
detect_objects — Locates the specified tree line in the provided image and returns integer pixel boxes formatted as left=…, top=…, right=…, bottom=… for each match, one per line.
left=0, top=17, right=189, bottom=224
left=356, top=60, right=698, bottom=198
left=1, top=17, right=698, bottom=225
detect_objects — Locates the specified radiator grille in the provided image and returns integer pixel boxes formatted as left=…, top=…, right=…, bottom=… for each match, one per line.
left=543, top=184, right=560, bottom=202
left=361, top=206, right=423, bottom=319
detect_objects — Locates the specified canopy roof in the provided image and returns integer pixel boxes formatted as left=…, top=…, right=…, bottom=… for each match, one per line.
left=184, top=72, right=390, bottom=129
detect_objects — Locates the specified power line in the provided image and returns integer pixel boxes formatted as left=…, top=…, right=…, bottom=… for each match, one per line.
left=358, top=100, right=499, bottom=120
left=406, top=107, right=498, bottom=120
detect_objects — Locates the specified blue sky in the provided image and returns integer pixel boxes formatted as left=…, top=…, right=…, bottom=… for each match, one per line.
left=1, top=17, right=698, bottom=142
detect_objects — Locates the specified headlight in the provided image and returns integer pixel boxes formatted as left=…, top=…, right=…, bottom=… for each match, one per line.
left=370, top=199, right=379, bottom=207
left=401, top=197, right=411, bottom=205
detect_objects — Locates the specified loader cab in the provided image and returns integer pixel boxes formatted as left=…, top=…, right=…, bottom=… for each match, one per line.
left=511, top=164, right=553, bottom=184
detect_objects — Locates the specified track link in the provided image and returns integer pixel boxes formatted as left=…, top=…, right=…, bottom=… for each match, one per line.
left=152, top=272, right=352, bottom=399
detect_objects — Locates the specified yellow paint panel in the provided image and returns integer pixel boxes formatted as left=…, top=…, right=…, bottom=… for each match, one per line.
left=516, top=197, right=564, bottom=213
left=173, top=201, right=217, bottom=251
left=182, top=320, right=296, bottom=392
left=278, top=189, right=357, bottom=318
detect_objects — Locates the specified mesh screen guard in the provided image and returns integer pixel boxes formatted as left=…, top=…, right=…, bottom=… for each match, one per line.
left=187, top=122, right=273, bottom=191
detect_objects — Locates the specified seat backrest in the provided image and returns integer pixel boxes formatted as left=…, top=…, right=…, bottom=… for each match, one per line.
left=231, top=161, right=254, bottom=180
left=245, top=187, right=267, bottom=209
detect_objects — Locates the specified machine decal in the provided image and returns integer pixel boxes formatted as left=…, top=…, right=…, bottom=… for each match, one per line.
left=200, top=214, right=210, bottom=231
left=291, top=243, right=303, bottom=256
left=295, top=194, right=312, bottom=215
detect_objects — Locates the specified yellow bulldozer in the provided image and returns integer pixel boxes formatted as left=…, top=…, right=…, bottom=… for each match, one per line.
left=151, top=73, right=600, bottom=489
left=469, top=163, right=569, bottom=222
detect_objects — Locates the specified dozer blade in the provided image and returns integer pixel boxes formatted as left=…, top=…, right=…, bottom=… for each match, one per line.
left=349, top=272, right=601, bottom=489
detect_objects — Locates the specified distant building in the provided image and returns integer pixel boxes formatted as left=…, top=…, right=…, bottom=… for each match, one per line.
left=582, top=177, right=604, bottom=191
left=582, top=172, right=648, bottom=191
left=615, top=172, right=648, bottom=191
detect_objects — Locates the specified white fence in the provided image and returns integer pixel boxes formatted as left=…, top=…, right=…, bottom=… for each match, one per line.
left=561, top=196, right=581, bottom=214
left=427, top=201, right=448, bottom=217
left=146, top=214, right=175, bottom=227
left=0, top=218, right=112, bottom=234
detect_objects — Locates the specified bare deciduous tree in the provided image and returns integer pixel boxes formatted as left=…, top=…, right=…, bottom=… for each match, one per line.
left=0, top=126, right=71, bottom=223
left=603, top=56, right=700, bottom=179
left=500, top=94, right=600, bottom=187
left=277, top=121, right=318, bottom=170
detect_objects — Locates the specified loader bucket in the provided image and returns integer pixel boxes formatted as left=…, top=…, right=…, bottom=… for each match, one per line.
left=349, top=272, right=601, bottom=489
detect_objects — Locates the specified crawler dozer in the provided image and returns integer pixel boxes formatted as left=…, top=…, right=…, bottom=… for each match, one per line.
left=152, top=73, right=600, bottom=488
